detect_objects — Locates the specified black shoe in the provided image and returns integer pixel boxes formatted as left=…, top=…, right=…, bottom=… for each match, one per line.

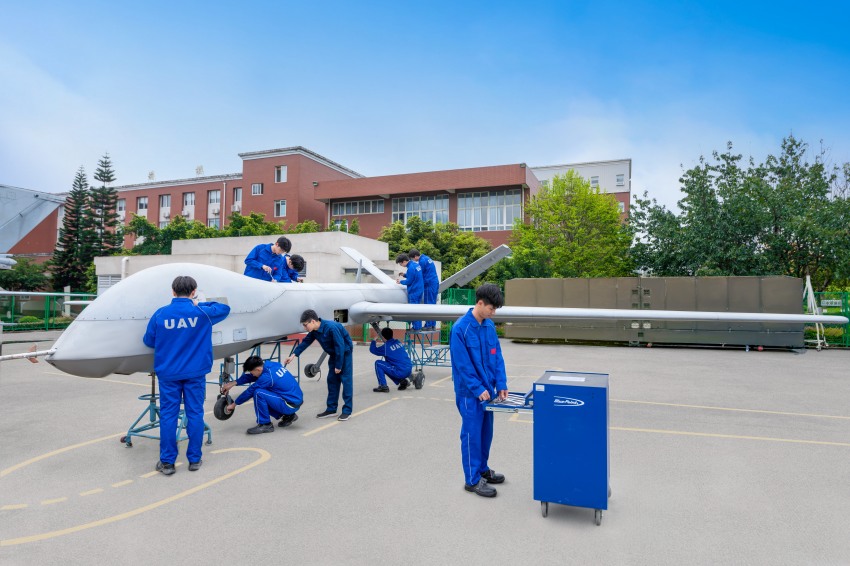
left=316, top=410, right=337, bottom=419
left=156, top=461, right=176, bottom=476
left=464, top=478, right=497, bottom=497
left=373, top=385, right=390, bottom=393
left=398, top=378, right=410, bottom=391
left=337, top=413, right=351, bottom=421
left=278, top=414, right=299, bottom=428
left=481, top=469, right=505, bottom=484
left=247, top=422, right=275, bottom=434
left=188, top=460, right=202, bottom=472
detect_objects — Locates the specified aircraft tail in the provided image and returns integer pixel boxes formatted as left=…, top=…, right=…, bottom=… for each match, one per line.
left=339, top=247, right=397, bottom=286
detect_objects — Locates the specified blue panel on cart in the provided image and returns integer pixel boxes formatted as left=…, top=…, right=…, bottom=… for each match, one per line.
left=533, top=371, right=609, bottom=511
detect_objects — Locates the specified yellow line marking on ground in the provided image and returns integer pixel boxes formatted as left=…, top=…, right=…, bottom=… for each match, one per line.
left=1, top=504, right=28, bottom=510
left=613, top=426, right=850, bottom=447
left=139, top=471, right=159, bottom=479
left=41, top=497, right=67, bottom=506
left=111, top=480, right=133, bottom=488
left=302, top=399, right=396, bottom=437
left=1, top=432, right=123, bottom=478
left=1, top=447, right=270, bottom=547
left=428, top=375, right=452, bottom=387
left=79, top=489, right=103, bottom=497
left=611, top=399, right=850, bottom=420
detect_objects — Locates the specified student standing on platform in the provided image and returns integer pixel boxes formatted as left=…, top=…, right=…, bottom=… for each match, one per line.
left=243, top=236, right=291, bottom=282
left=143, top=275, right=230, bottom=476
left=395, top=252, right=423, bottom=331
left=409, top=248, right=439, bottom=330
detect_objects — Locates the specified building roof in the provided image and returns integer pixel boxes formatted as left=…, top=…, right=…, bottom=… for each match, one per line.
left=238, top=146, right=364, bottom=178
left=313, top=163, right=536, bottom=202
left=531, top=158, right=632, bottom=171
left=0, top=184, right=64, bottom=253
left=112, top=173, right=243, bottom=193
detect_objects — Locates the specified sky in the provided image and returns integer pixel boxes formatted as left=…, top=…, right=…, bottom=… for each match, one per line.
left=1, top=0, right=848, bottom=210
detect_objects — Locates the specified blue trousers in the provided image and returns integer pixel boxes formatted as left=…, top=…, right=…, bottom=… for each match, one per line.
left=423, top=285, right=438, bottom=328
left=251, top=390, right=299, bottom=424
left=408, top=293, right=423, bottom=330
left=158, top=376, right=206, bottom=465
left=456, top=395, right=494, bottom=486
left=375, top=360, right=411, bottom=387
left=326, top=352, right=353, bottom=415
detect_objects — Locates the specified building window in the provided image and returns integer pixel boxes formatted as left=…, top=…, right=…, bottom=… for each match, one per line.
left=116, top=199, right=125, bottom=212
left=457, top=189, right=522, bottom=231
left=233, top=187, right=242, bottom=202
left=159, top=194, right=171, bottom=208
left=332, top=199, right=385, bottom=216
left=391, top=195, right=449, bottom=225
left=616, top=174, right=625, bottom=186
left=183, top=192, right=195, bottom=206
left=137, top=197, right=148, bottom=211
left=208, top=190, right=221, bottom=204
left=208, top=218, right=220, bottom=229
left=275, top=166, right=288, bottom=183
left=274, top=200, right=287, bottom=217
left=618, top=202, right=625, bottom=213
left=590, top=176, right=599, bottom=188
left=159, top=221, right=169, bottom=229
left=252, top=183, right=263, bottom=196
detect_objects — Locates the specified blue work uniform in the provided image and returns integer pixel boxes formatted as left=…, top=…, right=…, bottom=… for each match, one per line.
left=370, top=338, right=413, bottom=387
left=292, top=318, right=354, bottom=415
left=400, top=260, right=424, bottom=330
left=243, top=244, right=290, bottom=282
left=418, top=254, right=440, bottom=328
left=450, top=308, right=508, bottom=487
left=234, top=361, right=303, bottom=424
left=143, top=298, right=230, bottom=466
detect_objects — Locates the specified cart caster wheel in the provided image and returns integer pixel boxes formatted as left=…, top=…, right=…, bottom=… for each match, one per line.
left=120, top=436, right=132, bottom=447
left=541, top=501, right=548, bottom=518
left=206, top=440, right=212, bottom=445
left=594, top=509, right=602, bottom=526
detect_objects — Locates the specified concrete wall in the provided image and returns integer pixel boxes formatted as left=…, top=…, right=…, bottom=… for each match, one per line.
left=94, top=231, right=403, bottom=288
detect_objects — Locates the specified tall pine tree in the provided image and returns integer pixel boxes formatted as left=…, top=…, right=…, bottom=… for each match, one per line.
left=86, top=153, right=122, bottom=255
left=51, top=167, right=91, bottom=290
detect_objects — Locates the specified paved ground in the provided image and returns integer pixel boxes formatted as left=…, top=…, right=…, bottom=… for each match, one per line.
left=1, top=330, right=849, bottom=565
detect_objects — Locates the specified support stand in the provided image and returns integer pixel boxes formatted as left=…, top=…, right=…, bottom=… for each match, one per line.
left=120, top=372, right=212, bottom=447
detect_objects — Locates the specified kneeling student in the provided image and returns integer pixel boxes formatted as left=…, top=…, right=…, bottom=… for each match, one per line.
left=370, top=327, right=413, bottom=392
left=222, top=356, right=303, bottom=434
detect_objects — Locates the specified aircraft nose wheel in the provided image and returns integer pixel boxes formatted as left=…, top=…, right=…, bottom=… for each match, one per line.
left=304, top=363, right=320, bottom=378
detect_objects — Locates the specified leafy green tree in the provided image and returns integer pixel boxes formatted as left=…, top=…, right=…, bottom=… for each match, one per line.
left=378, top=217, right=492, bottom=281
left=632, top=136, right=850, bottom=290
left=50, top=167, right=91, bottom=290
left=88, top=153, right=123, bottom=254
left=349, top=218, right=360, bottom=235
left=0, top=258, right=49, bottom=291
left=491, top=170, right=633, bottom=285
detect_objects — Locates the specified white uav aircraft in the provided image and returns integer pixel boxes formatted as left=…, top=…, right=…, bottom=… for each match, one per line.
left=6, top=247, right=841, bottom=379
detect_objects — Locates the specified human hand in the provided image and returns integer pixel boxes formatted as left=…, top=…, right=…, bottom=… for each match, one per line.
left=284, top=355, right=295, bottom=366
left=497, top=390, right=508, bottom=402
left=335, top=368, right=342, bottom=374
left=263, top=265, right=272, bottom=274
left=221, top=381, right=235, bottom=393
left=225, top=403, right=236, bottom=414
left=478, top=390, right=491, bottom=402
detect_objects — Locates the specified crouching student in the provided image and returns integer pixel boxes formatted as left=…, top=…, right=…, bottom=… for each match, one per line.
left=221, top=356, right=303, bottom=434
left=370, top=327, right=413, bottom=392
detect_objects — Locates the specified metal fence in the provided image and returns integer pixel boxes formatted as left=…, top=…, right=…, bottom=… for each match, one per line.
left=0, top=291, right=96, bottom=331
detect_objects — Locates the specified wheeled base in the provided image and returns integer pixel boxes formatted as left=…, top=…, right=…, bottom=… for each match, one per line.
left=539, top=486, right=611, bottom=526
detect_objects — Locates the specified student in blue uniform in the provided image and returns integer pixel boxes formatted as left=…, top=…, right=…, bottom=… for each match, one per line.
left=450, top=283, right=508, bottom=498
left=243, top=236, right=291, bottom=282
left=284, top=254, right=306, bottom=283
left=395, top=252, right=423, bottom=331
left=285, top=309, right=354, bottom=421
left=221, top=356, right=303, bottom=434
left=143, top=275, right=230, bottom=476
left=409, top=248, right=439, bottom=330
left=370, top=327, right=413, bottom=392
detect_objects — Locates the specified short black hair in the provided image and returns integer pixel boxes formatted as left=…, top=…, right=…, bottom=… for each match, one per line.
left=395, top=253, right=409, bottom=264
left=243, top=355, right=264, bottom=373
left=381, top=327, right=394, bottom=341
left=289, top=254, right=306, bottom=272
left=475, top=283, right=504, bottom=309
left=172, top=276, right=197, bottom=297
left=408, top=248, right=420, bottom=258
left=300, top=309, right=319, bottom=324
left=276, top=236, right=292, bottom=253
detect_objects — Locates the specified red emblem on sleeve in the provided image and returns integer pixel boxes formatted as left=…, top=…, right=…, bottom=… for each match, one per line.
left=491, top=348, right=496, bottom=354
